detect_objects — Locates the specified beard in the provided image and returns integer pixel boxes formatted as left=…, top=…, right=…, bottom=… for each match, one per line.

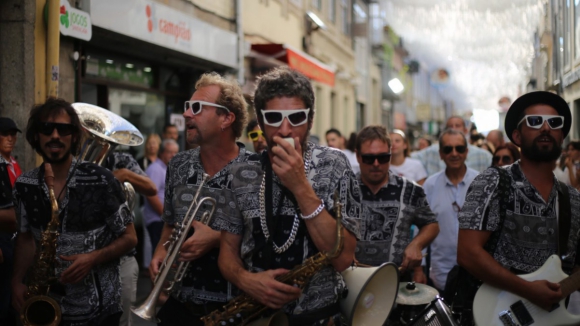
left=520, top=134, right=562, bottom=162
left=41, top=144, right=72, bottom=164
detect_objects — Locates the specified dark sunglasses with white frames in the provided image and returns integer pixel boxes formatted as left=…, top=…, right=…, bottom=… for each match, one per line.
left=261, top=109, right=310, bottom=127
left=184, top=100, right=230, bottom=115
left=517, top=115, right=564, bottom=130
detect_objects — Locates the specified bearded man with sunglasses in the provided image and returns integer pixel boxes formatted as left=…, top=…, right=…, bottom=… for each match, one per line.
left=11, top=98, right=137, bottom=325
left=218, top=67, right=360, bottom=325
left=458, top=91, right=580, bottom=316
left=354, top=125, right=438, bottom=283
left=150, top=72, right=250, bottom=326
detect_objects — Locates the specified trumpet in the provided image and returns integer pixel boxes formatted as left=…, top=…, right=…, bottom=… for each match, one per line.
left=132, top=173, right=217, bottom=322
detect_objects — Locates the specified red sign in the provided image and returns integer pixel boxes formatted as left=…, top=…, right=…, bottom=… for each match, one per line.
left=252, top=44, right=335, bottom=87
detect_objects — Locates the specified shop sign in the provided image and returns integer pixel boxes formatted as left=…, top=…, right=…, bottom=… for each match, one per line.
left=90, top=0, right=237, bottom=68
left=85, top=58, right=154, bottom=87
left=59, top=0, right=92, bottom=41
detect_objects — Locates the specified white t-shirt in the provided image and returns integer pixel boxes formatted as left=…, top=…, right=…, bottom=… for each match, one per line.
left=342, top=149, right=360, bottom=175
left=389, top=157, right=427, bottom=182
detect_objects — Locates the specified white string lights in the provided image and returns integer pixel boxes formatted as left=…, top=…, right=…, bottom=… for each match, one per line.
left=382, top=0, right=544, bottom=113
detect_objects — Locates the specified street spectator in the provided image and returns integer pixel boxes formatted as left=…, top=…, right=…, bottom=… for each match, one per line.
left=326, top=128, right=360, bottom=174
left=486, top=129, right=505, bottom=150
left=246, top=119, right=267, bottom=153
left=389, top=129, right=427, bottom=185
left=417, top=136, right=432, bottom=151
left=137, top=133, right=161, bottom=172
left=492, top=142, right=520, bottom=167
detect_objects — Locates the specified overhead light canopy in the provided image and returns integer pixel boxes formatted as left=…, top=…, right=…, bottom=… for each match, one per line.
left=306, top=11, right=326, bottom=31
left=388, top=78, right=404, bottom=94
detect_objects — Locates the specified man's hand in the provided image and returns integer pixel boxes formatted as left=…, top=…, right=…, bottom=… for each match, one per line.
left=11, top=282, right=27, bottom=311
left=242, top=269, right=302, bottom=309
left=401, top=244, right=423, bottom=272
left=149, top=253, right=165, bottom=283
left=59, top=252, right=97, bottom=284
left=525, top=280, right=563, bottom=311
left=178, top=221, right=219, bottom=262
left=270, top=136, right=309, bottom=194
left=413, top=266, right=427, bottom=284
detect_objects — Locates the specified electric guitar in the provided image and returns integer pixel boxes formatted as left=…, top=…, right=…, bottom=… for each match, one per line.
left=473, top=255, right=580, bottom=326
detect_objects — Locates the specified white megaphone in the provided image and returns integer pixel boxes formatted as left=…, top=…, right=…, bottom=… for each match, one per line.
left=340, top=262, right=399, bottom=326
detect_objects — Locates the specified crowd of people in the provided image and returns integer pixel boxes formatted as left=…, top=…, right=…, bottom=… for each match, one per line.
left=0, top=66, right=578, bottom=326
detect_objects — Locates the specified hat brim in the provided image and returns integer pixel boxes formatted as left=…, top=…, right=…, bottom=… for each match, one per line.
left=504, top=91, right=571, bottom=144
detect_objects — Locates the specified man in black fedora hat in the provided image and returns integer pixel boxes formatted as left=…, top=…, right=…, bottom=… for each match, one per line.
left=457, top=91, right=580, bottom=320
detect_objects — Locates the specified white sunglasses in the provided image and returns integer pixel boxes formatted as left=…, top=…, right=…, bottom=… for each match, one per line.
left=184, top=101, right=230, bottom=115
left=517, top=115, right=564, bottom=130
left=261, top=109, right=310, bottom=127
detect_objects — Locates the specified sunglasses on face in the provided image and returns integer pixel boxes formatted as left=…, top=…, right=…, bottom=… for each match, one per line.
left=247, top=130, right=264, bottom=141
left=360, top=153, right=391, bottom=165
left=0, top=130, right=17, bottom=137
left=493, top=155, right=513, bottom=165
left=441, top=145, right=467, bottom=154
left=517, top=115, right=564, bottom=130
left=38, top=122, right=75, bottom=136
left=261, top=109, right=310, bottom=127
left=184, top=101, right=230, bottom=115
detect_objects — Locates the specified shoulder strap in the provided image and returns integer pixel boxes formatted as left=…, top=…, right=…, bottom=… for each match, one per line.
left=557, top=182, right=571, bottom=257
left=484, top=166, right=511, bottom=255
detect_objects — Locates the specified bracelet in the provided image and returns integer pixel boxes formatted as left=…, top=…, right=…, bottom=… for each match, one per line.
left=301, top=200, right=325, bottom=220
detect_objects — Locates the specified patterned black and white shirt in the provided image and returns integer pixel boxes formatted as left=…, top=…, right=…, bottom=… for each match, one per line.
left=222, top=143, right=361, bottom=317
left=356, top=172, right=437, bottom=267
left=14, top=160, right=132, bottom=323
left=458, top=162, right=580, bottom=274
left=105, top=152, right=148, bottom=177
left=162, top=143, right=251, bottom=304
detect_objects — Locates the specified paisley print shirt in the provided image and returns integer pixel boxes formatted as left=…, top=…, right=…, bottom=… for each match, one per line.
left=14, top=160, right=132, bottom=323
left=356, top=172, right=437, bottom=267
left=458, top=162, right=580, bottom=274
left=222, top=143, right=362, bottom=316
left=162, top=144, right=250, bottom=304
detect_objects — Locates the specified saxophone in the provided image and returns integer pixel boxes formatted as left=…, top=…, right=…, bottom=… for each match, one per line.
left=20, top=163, right=62, bottom=326
left=201, top=192, right=344, bottom=326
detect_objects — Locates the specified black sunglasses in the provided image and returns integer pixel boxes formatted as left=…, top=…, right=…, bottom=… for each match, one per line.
left=493, top=155, right=513, bottom=165
left=360, top=153, right=391, bottom=165
left=38, top=122, right=76, bottom=136
left=441, top=145, right=467, bottom=154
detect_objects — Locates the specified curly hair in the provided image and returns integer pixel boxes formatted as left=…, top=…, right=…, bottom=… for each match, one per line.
left=356, top=125, right=391, bottom=152
left=26, top=97, right=82, bottom=156
left=195, top=72, right=248, bottom=138
left=253, top=67, right=315, bottom=130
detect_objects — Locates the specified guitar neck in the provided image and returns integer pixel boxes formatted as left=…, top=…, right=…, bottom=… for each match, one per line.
left=560, top=270, right=580, bottom=297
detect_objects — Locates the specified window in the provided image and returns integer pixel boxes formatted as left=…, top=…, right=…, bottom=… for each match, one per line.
left=341, top=0, right=350, bottom=35
left=311, top=0, right=321, bottom=11
left=329, top=0, right=336, bottom=23
left=574, top=0, right=580, bottom=60
left=564, top=0, right=571, bottom=67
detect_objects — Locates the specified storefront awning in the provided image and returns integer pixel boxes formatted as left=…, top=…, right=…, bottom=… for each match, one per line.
left=251, top=44, right=335, bottom=87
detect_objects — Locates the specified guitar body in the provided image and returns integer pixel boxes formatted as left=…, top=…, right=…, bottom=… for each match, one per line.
left=473, top=255, right=580, bottom=326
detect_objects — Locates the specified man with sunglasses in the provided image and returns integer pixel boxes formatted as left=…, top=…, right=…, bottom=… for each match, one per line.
left=246, top=119, right=267, bottom=153
left=420, top=129, right=478, bottom=292
left=150, top=72, right=250, bottom=325
left=412, top=116, right=493, bottom=176
left=218, top=67, right=360, bottom=325
left=458, top=91, right=580, bottom=315
left=0, top=117, right=21, bottom=324
left=11, top=98, right=137, bottom=325
left=354, top=125, right=438, bottom=283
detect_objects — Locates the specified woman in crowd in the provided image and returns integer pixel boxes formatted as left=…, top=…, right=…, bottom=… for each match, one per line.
left=137, top=133, right=161, bottom=171
left=491, top=142, right=520, bottom=167
left=389, top=129, right=427, bottom=185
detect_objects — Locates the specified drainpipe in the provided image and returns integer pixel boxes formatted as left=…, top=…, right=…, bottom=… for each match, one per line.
left=46, top=0, right=61, bottom=97
left=236, top=0, right=244, bottom=86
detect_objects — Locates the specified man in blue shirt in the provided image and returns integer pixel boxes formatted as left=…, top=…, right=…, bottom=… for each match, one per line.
left=420, top=129, right=479, bottom=290
left=412, top=116, right=492, bottom=176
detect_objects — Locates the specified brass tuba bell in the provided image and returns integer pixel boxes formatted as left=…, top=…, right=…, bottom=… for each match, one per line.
left=73, top=103, right=144, bottom=209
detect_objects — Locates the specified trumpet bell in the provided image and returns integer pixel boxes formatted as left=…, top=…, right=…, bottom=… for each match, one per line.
left=340, top=262, right=399, bottom=326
